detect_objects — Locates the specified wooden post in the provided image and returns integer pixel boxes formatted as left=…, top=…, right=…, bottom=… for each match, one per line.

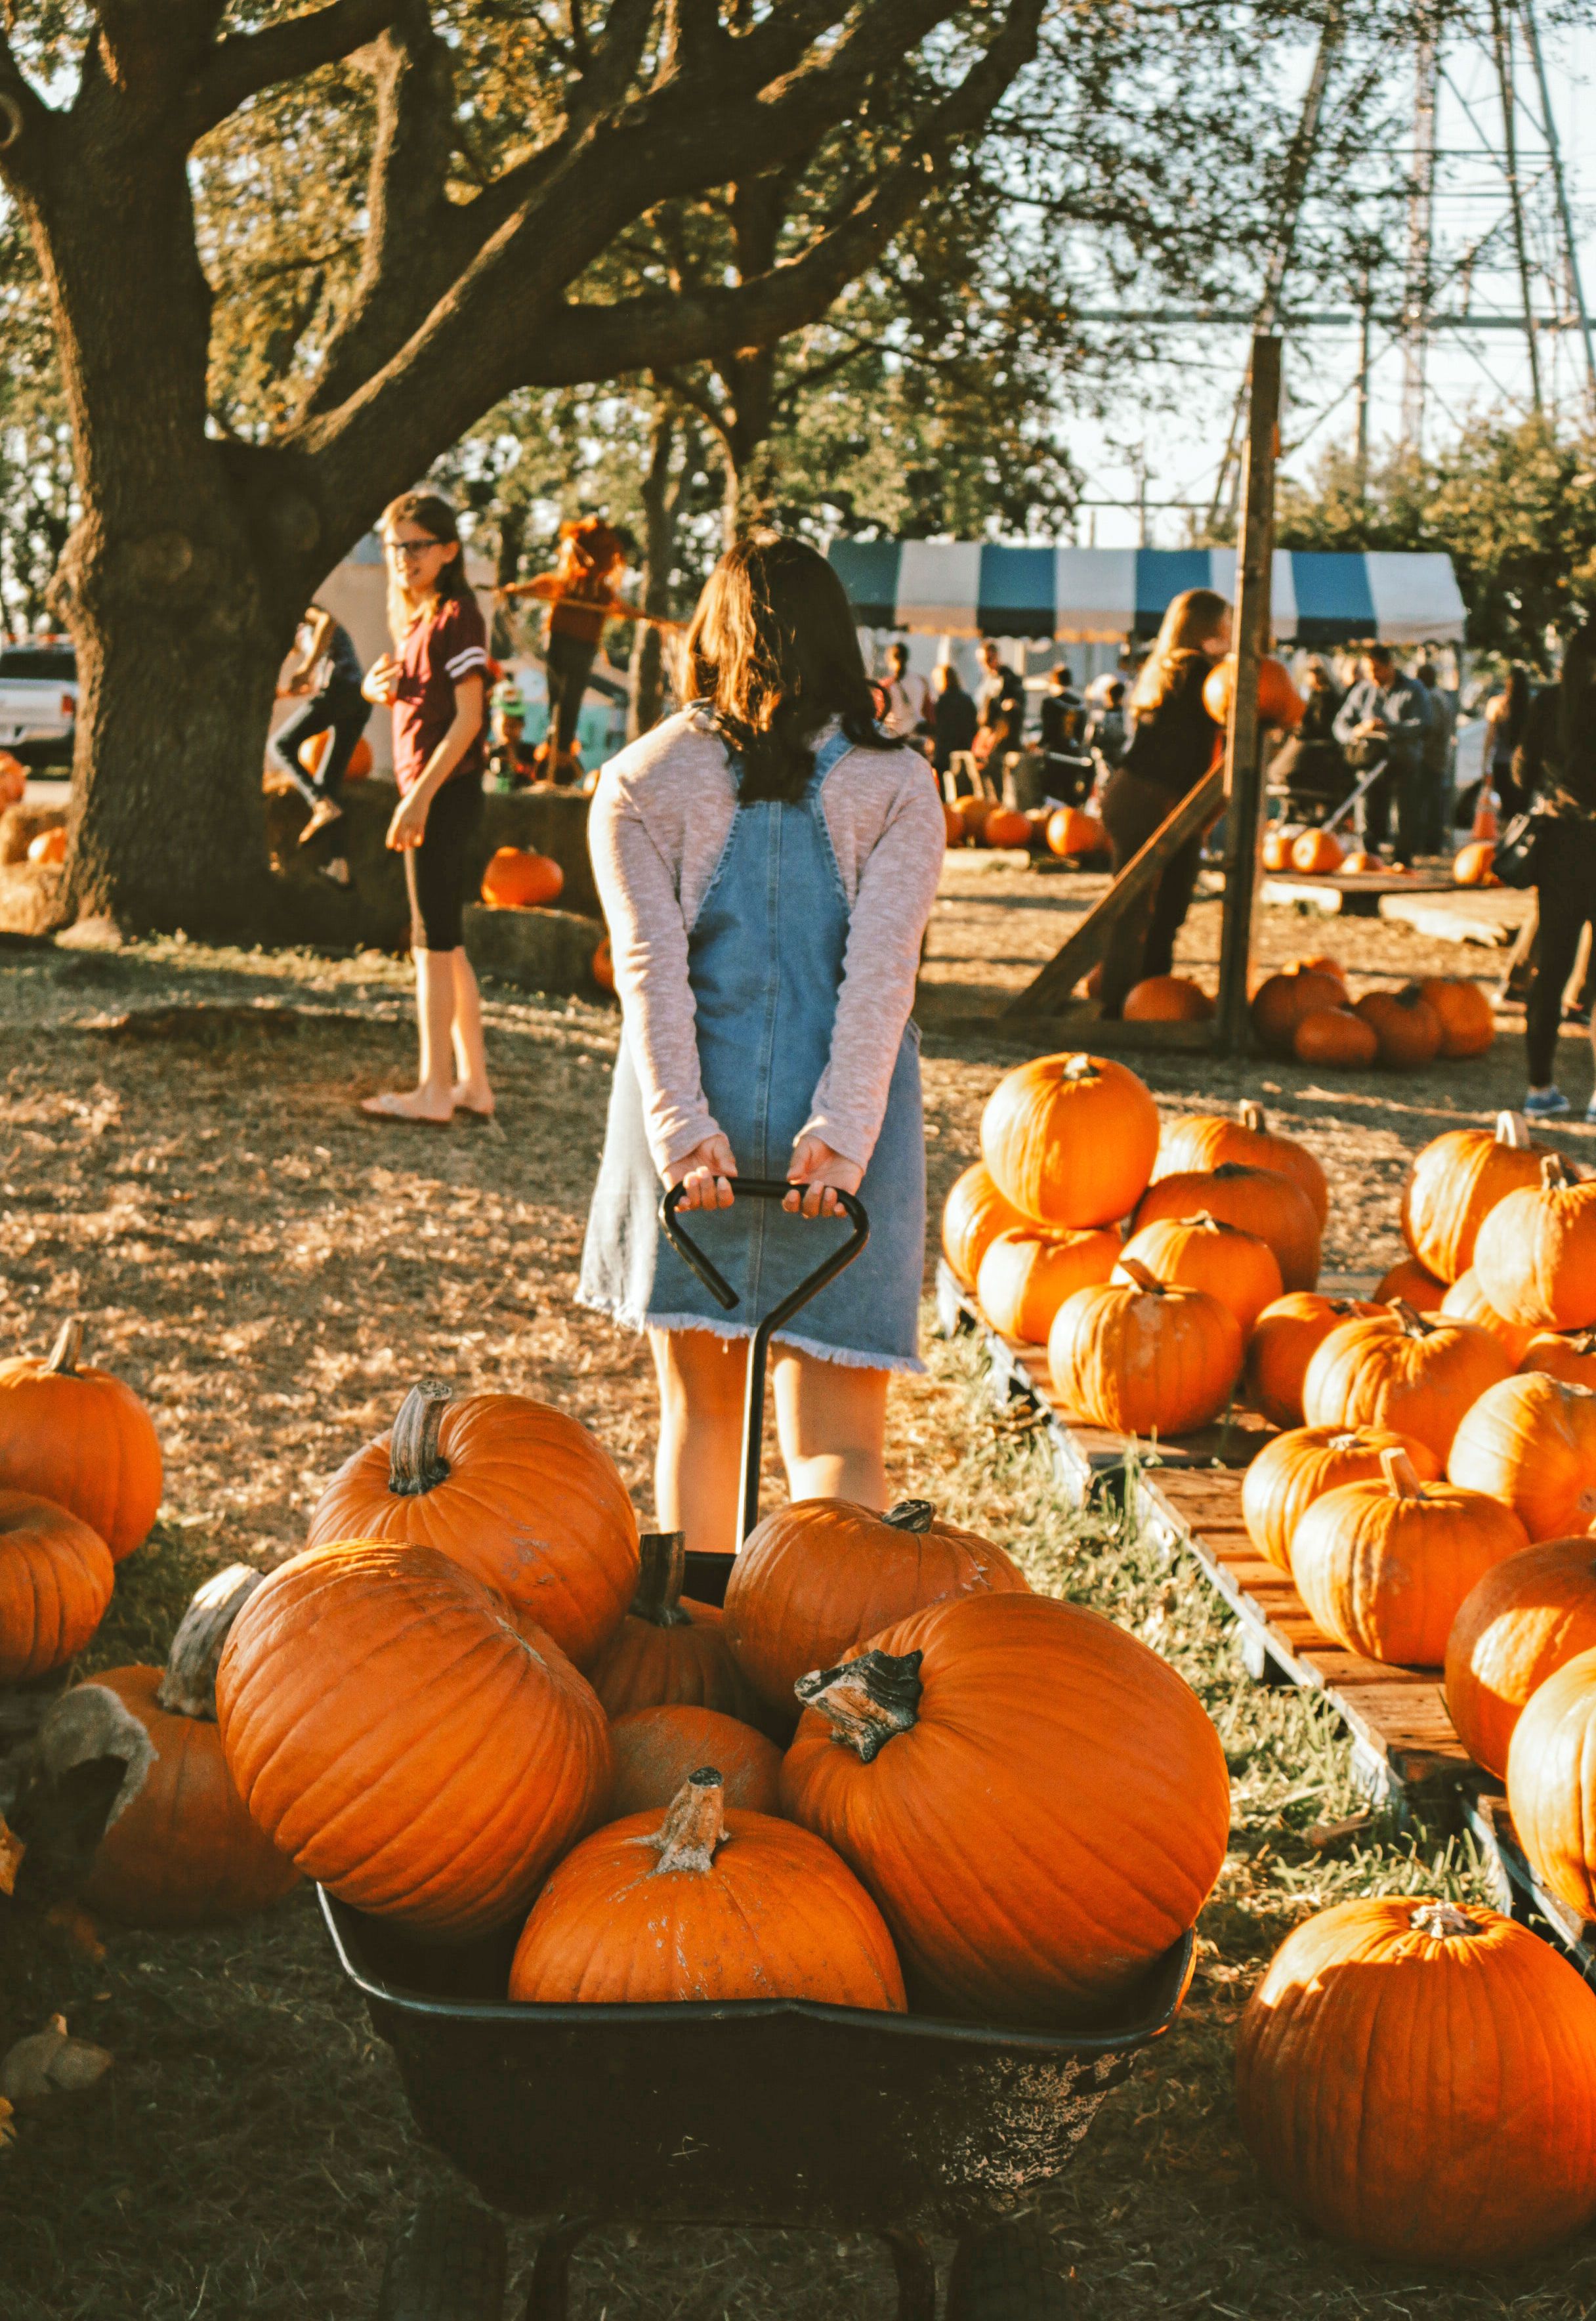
left=1215, top=335, right=1282, bottom=1056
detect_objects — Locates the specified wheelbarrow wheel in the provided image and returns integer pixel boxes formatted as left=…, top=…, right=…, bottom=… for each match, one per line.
left=375, top=2200, right=506, bottom=2320
left=945, top=2221, right=1074, bottom=2320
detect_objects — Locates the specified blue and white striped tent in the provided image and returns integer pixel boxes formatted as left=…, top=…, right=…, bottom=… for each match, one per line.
left=825, top=542, right=1467, bottom=647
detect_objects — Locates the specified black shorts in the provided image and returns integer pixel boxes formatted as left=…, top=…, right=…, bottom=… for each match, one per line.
left=404, top=776, right=484, bottom=952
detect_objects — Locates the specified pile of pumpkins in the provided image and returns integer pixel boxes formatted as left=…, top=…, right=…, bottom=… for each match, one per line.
left=1076, top=953, right=1496, bottom=1070
left=942, top=796, right=1107, bottom=861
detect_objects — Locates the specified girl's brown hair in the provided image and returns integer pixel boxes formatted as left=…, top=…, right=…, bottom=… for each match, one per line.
left=380, top=490, right=474, bottom=647
left=684, top=534, right=894, bottom=802
left=1131, top=586, right=1230, bottom=713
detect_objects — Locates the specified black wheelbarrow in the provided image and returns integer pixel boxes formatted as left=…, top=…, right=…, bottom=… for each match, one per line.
left=326, top=1180, right=1198, bottom=2319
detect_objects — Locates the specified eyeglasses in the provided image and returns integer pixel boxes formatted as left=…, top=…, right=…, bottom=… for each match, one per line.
left=387, top=538, right=444, bottom=563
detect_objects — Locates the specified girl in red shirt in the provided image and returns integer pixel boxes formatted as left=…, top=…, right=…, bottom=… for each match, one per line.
left=360, top=492, right=493, bottom=1124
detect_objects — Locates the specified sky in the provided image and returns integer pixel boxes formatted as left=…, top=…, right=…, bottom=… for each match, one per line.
left=1071, top=15, right=1596, bottom=546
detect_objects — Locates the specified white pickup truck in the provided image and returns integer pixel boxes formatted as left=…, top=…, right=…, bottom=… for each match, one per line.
left=0, top=637, right=77, bottom=767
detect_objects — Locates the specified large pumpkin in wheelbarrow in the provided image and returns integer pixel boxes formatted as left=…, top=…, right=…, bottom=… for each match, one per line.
left=781, top=1592, right=1228, bottom=2026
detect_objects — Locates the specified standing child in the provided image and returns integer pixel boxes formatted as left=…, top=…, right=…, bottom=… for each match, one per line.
left=360, top=492, right=494, bottom=1125
left=580, top=535, right=946, bottom=1552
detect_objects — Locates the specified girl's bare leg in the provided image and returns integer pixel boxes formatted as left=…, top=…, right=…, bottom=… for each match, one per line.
left=772, top=1348, right=889, bottom=1508
left=648, top=1325, right=747, bottom=1554
left=360, top=948, right=456, bottom=1120
left=448, top=947, right=494, bottom=1115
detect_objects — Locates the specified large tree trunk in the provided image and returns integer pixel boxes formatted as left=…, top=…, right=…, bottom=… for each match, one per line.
left=628, top=408, right=679, bottom=741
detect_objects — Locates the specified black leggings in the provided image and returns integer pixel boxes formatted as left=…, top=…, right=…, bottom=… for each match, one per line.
left=545, top=629, right=598, bottom=765
left=1098, top=768, right=1203, bottom=1012
left=272, top=682, right=370, bottom=807
left=404, top=777, right=483, bottom=953
left=1526, top=822, right=1596, bottom=1083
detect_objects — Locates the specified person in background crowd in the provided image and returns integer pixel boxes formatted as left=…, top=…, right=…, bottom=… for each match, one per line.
left=1332, top=643, right=1432, bottom=866
left=1269, top=654, right=1345, bottom=813
left=360, top=490, right=493, bottom=1126
left=975, top=639, right=1026, bottom=758
left=932, top=662, right=978, bottom=781
left=1485, top=664, right=1535, bottom=820
left=486, top=684, right=539, bottom=790
left=1511, top=622, right=1596, bottom=1118
left=499, top=517, right=648, bottom=785
left=1038, top=664, right=1091, bottom=806
left=270, top=602, right=371, bottom=880
left=1098, top=587, right=1232, bottom=1014
left=1415, top=660, right=1458, bottom=853
left=881, top=641, right=931, bottom=740
left=1084, top=677, right=1128, bottom=772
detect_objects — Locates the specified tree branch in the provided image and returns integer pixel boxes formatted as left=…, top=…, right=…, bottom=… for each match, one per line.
left=192, top=0, right=402, bottom=140
left=0, top=32, right=51, bottom=186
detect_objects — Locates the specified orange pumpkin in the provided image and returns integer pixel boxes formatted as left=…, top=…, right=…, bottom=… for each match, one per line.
left=79, top=1567, right=301, bottom=1928
left=1509, top=1649, right=1596, bottom=1921
left=607, top=1705, right=782, bottom=1818
left=1416, top=975, right=1495, bottom=1058
left=1250, top=966, right=1347, bottom=1056
left=1284, top=952, right=1347, bottom=987
left=0, top=750, right=26, bottom=807
left=592, top=937, right=614, bottom=991
left=299, top=729, right=371, bottom=782
left=1447, top=1372, right=1596, bottom=1543
left=1045, top=806, right=1105, bottom=858
left=1236, top=1896, right=1596, bottom=2265
left=509, top=1770, right=905, bottom=2009
left=1202, top=653, right=1305, bottom=731
left=1047, top=1258, right=1243, bottom=1436
left=0, top=1318, right=162, bottom=1561
left=1290, top=828, right=1343, bottom=874
left=1339, top=849, right=1382, bottom=874
left=1353, top=986, right=1443, bottom=1069
left=1438, top=1268, right=1536, bottom=1364
left=980, top=1052, right=1160, bottom=1229
left=1372, top=1255, right=1446, bottom=1310
left=1445, top=1541, right=1596, bottom=1779
left=941, top=1162, right=1028, bottom=1292
left=942, top=801, right=964, bottom=846
left=480, top=846, right=564, bottom=908
left=1454, top=841, right=1497, bottom=886
left=217, top=1541, right=612, bottom=1939
left=781, top=1592, right=1229, bottom=2024
left=982, top=806, right=1032, bottom=849
left=1244, top=1294, right=1384, bottom=1430
left=1292, top=1448, right=1529, bottom=1665
left=1521, top=1329, right=1596, bottom=1390
left=1122, top=975, right=1214, bottom=1022
left=1117, top=1212, right=1283, bottom=1336
left=1474, top=1154, right=1596, bottom=1331
left=0, top=1490, right=115, bottom=1682
left=1301, top=1301, right=1511, bottom=1464
left=1132, top=1162, right=1321, bottom=1292
left=305, top=1384, right=639, bottom=1669
left=1402, top=1110, right=1544, bottom=1283
left=1261, top=826, right=1298, bottom=871
left=27, top=824, right=67, bottom=865
left=1153, top=1100, right=1328, bottom=1227
left=1293, top=1007, right=1377, bottom=1069
left=975, top=1224, right=1122, bottom=1343
left=721, top=1496, right=1029, bottom=1723
left=957, top=795, right=993, bottom=843
left=584, top=1531, right=762, bottom=1722
left=1241, top=1425, right=1440, bottom=1575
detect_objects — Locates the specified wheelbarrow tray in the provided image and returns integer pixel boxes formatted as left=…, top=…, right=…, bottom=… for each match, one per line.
left=322, top=1890, right=1193, bottom=2235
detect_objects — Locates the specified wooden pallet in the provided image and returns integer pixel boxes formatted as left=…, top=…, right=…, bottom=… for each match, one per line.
left=936, top=1260, right=1474, bottom=1807
left=1465, top=1790, right=1596, bottom=1986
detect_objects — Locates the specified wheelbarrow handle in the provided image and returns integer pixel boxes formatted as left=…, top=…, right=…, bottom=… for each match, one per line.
left=659, top=1176, right=870, bottom=1543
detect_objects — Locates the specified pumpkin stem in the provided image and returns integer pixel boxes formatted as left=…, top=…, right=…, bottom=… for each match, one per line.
left=388, top=1382, right=453, bottom=1496
left=44, top=1317, right=83, bottom=1376
left=795, top=1648, right=923, bottom=1761
left=651, top=1768, right=726, bottom=1874
left=1381, top=1447, right=1425, bottom=1499
left=1410, top=1900, right=1480, bottom=1941
left=1238, top=1101, right=1267, bottom=1133
left=1061, top=1054, right=1099, bottom=1084
left=1119, top=1257, right=1163, bottom=1294
left=1387, top=1299, right=1433, bottom=1338
left=1541, top=1154, right=1578, bottom=1190
left=630, top=1532, right=691, bottom=1628
left=1496, top=1109, right=1532, bottom=1150
left=156, top=1565, right=264, bottom=1720
left=882, top=1500, right=935, bottom=1533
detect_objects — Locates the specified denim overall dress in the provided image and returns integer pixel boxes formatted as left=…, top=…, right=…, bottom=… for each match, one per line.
left=578, top=729, right=925, bottom=1372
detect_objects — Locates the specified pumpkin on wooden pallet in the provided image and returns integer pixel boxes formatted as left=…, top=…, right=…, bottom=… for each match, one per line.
left=306, top=1382, right=639, bottom=1668
left=1353, top=986, right=1442, bottom=1069
left=975, top=1224, right=1121, bottom=1344
left=1132, top=1162, right=1320, bottom=1292
left=1290, top=1448, right=1528, bottom=1665
left=0, top=1317, right=162, bottom=1561
left=1250, top=966, right=1346, bottom=1056
left=1152, top=1100, right=1328, bottom=1226
left=585, top=1531, right=764, bottom=1724
left=1302, top=1300, right=1512, bottom=1464
left=1236, top=1896, right=1596, bottom=2265
left=1339, top=849, right=1381, bottom=874
left=1117, top=1212, right=1282, bottom=1337
left=1290, top=828, right=1343, bottom=874
left=1416, top=975, right=1495, bottom=1058
left=607, top=1705, right=782, bottom=1818
left=941, top=1162, right=1027, bottom=1292
left=1400, top=1110, right=1543, bottom=1283
left=782, top=1592, right=1228, bottom=2024
left=1445, top=1541, right=1596, bottom=1780
left=1521, top=1329, right=1596, bottom=1389
left=1508, top=1648, right=1596, bottom=1921
left=1260, top=825, right=1300, bottom=871
left=1438, top=1267, right=1536, bottom=1364
left=1241, top=1426, right=1440, bottom=1576
left=722, top=1496, right=1028, bottom=1724
left=1293, top=1006, right=1377, bottom=1069
left=1122, top=975, right=1213, bottom=1023
left=1371, top=1255, right=1445, bottom=1310
left=1474, top=1153, right=1596, bottom=1331
left=217, top=1541, right=612, bottom=1939
left=1454, top=840, right=1497, bottom=887
left=981, top=806, right=1032, bottom=850
left=1244, top=1294, right=1383, bottom=1430
left=1447, top=1372, right=1596, bottom=1543
left=509, top=1770, right=905, bottom=2009
left=77, top=1566, right=301, bottom=1928
left=480, top=846, right=564, bottom=908
left=0, top=1490, right=114, bottom=1682
left=980, top=1052, right=1159, bottom=1230
left=1047, top=1258, right=1242, bottom=1437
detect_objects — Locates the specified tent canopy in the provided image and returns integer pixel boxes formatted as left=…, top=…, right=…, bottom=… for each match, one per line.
left=826, top=541, right=1467, bottom=647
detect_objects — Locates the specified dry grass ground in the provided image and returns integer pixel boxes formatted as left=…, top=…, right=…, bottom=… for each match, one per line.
left=3, top=861, right=1593, bottom=2318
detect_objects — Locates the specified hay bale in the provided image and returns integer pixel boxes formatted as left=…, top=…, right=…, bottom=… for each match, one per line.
left=0, top=803, right=67, bottom=868
left=0, top=861, right=70, bottom=938
left=463, top=904, right=607, bottom=998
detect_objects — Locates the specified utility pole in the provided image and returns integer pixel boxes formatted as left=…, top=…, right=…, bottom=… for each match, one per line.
left=1492, top=0, right=1543, bottom=412
left=1519, top=0, right=1596, bottom=415
left=1401, top=14, right=1438, bottom=450
left=1354, top=268, right=1373, bottom=501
